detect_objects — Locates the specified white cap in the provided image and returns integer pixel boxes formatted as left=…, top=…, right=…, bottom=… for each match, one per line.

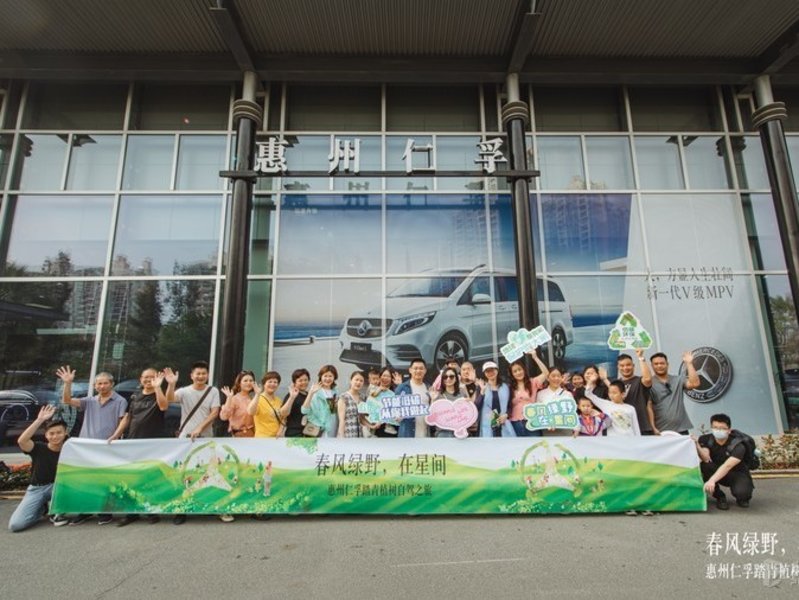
left=482, top=361, right=499, bottom=372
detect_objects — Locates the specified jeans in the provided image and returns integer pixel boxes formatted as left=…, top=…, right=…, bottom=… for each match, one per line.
left=511, top=420, right=542, bottom=437
left=8, top=484, right=53, bottom=532
left=398, top=418, right=415, bottom=438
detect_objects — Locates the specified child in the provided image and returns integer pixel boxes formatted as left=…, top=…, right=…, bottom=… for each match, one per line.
left=572, top=389, right=609, bottom=437
left=584, top=373, right=641, bottom=436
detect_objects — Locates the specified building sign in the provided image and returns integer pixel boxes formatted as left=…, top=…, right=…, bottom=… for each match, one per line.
left=50, top=437, right=706, bottom=515
left=681, top=346, right=734, bottom=403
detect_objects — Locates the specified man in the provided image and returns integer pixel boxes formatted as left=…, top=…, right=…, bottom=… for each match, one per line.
left=648, top=351, right=700, bottom=435
left=696, top=414, right=754, bottom=510
left=110, top=367, right=176, bottom=527
left=57, top=365, right=127, bottom=525
left=614, top=350, right=653, bottom=434
left=8, top=405, right=68, bottom=532
left=396, top=358, right=431, bottom=438
left=167, top=361, right=221, bottom=525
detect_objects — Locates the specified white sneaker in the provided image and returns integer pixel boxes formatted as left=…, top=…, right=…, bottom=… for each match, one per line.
left=50, top=514, right=69, bottom=527
left=218, top=514, right=235, bottom=523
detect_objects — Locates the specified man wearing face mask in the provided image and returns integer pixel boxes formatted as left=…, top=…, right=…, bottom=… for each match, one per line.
left=696, top=414, right=754, bottom=510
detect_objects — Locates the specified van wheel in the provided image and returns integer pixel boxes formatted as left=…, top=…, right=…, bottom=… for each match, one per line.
left=434, top=333, right=468, bottom=371
left=551, top=327, right=567, bottom=361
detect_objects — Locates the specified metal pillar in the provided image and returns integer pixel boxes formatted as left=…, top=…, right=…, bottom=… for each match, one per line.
left=218, top=71, right=261, bottom=387
left=502, top=74, right=540, bottom=364
left=752, top=75, right=799, bottom=323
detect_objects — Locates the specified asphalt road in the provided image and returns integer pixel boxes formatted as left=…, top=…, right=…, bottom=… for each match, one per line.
left=2, top=478, right=799, bottom=600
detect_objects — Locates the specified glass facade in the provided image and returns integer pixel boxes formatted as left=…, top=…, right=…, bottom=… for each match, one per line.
left=1, top=81, right=797, bottom=435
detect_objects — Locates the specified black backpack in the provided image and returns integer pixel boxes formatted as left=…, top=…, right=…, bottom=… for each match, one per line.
left=728, top=430, right=760, bottom=471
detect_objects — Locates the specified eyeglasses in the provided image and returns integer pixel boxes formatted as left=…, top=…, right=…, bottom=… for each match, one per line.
left=443, top=374, right=456, bottom=380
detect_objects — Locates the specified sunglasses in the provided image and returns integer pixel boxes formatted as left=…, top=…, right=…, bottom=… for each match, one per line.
left=443, top=374, right=457, bottom=379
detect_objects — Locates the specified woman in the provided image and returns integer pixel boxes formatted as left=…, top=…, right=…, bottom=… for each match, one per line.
left=508, top=352, right=549, bottom=437
left=220, top=370, right=258, bottom=437
left=301, top=364, right=339, bottom=438
left=360, top=366, right=400, bottom=437
left=282, top=368, right=310, bottom=437
left=475, top=361, right=515, bottom=438
left=584, top=364, right=609, bottom=399
left=537, top=366, right=575, bottom=406
left=248, top=371, right=291, bottom=438
left=337, top=371, right=365, bottom=438
left=430, top=366, right=465, bottom=438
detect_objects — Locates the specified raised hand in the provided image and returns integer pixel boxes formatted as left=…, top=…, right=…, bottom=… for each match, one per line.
left=56, top=366, right=76, bottom=383
left=253, top=382, right=263, bottom=396
left=163, top=367, right=179, bottom=385
left=37, top=404, right=57, bottom=421
left=682, top=350, right=694, bottom=364
left=598, top=367, right=609, bottom=382
left=221, top=386, right=234, bottom=399
left=288, top=384, right=299, bottom=399
left=153, top=371, right=166, bottom=389
left=635, top=348, right=645, bottom=360
left=392, top=371, right=403, bottom=386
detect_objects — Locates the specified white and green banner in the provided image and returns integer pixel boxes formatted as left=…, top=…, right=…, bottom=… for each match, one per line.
left=51, top=437, right=706, bottom=515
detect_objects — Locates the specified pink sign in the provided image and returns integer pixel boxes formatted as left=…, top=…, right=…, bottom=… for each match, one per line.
left=424, top=398, right=478, bottom=439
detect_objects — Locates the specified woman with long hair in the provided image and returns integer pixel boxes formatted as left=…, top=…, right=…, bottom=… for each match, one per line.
left=475, top=361, right=515, bottom=438
left=430, top=366, right=464, bottom=438
left=508, top=352, right=549, bottom=437
left=583, top=364, right=609, bottom=399
left=301, top=364, right=339, bottom=438
left=337, top=371, right=365, bottom=438
left=220, top=370, right=258, bottom=438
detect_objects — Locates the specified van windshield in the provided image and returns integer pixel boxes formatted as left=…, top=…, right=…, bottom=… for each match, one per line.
left=388, top=277, right=465, bottom=298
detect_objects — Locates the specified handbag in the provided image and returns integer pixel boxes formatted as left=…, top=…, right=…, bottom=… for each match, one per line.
left=175, top=386, right=214, bottom=437
left=302, top=422, right=323, bottom=437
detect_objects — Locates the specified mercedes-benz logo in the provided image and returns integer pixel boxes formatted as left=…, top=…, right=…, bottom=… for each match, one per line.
left=680, top=346, right=733, bottom=403
left=356, top=320, right=372, bottom=337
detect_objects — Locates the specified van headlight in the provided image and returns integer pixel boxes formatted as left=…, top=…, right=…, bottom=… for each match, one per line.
left=391, top=312, right=436, bottom=335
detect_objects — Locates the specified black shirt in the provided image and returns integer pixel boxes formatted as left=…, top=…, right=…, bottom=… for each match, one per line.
left=25, top=442, right=60, bottom=486
left=126, top=392, right=166, bottom=439
left=699, top=433, right=749, bottom=473
left=283, top=391, right=307, bottom=437
left=621, top=376, right=652, bottom=433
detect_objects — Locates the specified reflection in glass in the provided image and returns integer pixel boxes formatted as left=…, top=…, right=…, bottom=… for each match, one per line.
left=249, top=196, right=275, bottom=275
left=537, top=136, right=585, bottom=190
left=66, top=135, right=122, bottom=190
left=242, top=280, right=272, bottom=375
left=99, top=280, right=216, bottom=383
left=535, top=87, right=625, bottom=132
left=585, top=137, right=633, bottom=189
left=281, top=135, right=327, bottom=191
left=634, top=136, right=684, bottom=189
left=277, top=194, right=381, bottom=275
left=175, top=135, right=227, bottom=190
left=642, top=193, right=749, bottom=270
left=490, top=194, right=542, bottom=272
left=629, top=87, right=722, bottom=131
left=122, top=135, right=175, bottom=190
left=785, top=135, right=798, bottom=186
left=386, top=194, right=487, bottom=274
left=271, top=278, right=383, bottom=382
left=0, top=281, right=100, bottom=396
left=436, top=136, right=483, bottom=191
left=0, top=134, right=13, bottom=188
left=683, top=136, right=731, bottom=189
left=332, top=136, right=381, bottom=192
left=130, top=84, right=230, bottom=131
left=541, top=194, right=640, bottom=272
left=3, top=195, right=113, bottom=276
left=112, top=195, right=222, bottom=275
left=386, top=135, right=433, bottom=191
left=22, top=82, right=127, bottom=130
left=14, top=134, right=68, bottom=190
left=730, top=136, right=770, bottom=190
left=740, top=194, right=786, bottom=271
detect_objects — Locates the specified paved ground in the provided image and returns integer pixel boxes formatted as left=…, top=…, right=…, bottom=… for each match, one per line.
left=2, top=477, right=799, bottom=600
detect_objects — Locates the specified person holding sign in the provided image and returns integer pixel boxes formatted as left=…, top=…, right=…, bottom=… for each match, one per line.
left=431, top=367, right=466, bottom=438
left=301, top=365, right=339, bottom=438
left=359, top=367, right=400, bottom=437
left=396, top=358, right=431, bottom=438
left=475, top=362, right=515, bottom=438
left=616, top=351, right=653, bottom=434
left=337, top=371, right=365, bottom=438
left=585, top=371, right=641, bottom=436
left=508, top=352, right=549, bottom=437
left=531, top=367, right=574, bottom=432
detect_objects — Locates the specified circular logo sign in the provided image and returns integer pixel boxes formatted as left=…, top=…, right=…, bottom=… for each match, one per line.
left=356, top=320, right=372, bottom=337
left=680, top=346, right=733, bottom=403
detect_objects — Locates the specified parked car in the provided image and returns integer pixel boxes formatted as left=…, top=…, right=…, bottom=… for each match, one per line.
left=0, top=390, right=40, bottom=446
left=338, top=265, right=574, bottom=371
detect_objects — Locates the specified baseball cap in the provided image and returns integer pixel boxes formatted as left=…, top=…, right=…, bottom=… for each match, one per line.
left=482, top=361, right=499, bottom=371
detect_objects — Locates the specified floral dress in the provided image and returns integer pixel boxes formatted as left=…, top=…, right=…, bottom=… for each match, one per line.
left=340, top=391, right=362, bottom=438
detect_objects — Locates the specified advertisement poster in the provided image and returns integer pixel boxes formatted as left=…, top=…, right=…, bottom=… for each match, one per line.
left=51, top=437, right=705, bottom=516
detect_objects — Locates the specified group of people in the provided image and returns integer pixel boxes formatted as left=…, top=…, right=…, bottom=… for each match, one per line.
left=7, top=350, right=755, bottom=532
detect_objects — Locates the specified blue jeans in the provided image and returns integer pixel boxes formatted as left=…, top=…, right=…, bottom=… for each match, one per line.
left=399, top=418, right=415, bottom=438
left=8, top=484, right=53, bottom=532
left=511, top=420, right=542, bottom=437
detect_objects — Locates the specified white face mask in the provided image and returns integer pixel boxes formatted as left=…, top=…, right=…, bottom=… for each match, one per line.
left=711, top=428, right=729, bottom=441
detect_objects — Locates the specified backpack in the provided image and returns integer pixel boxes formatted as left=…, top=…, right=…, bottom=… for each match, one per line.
left=728, top=430, right=760, bottom=471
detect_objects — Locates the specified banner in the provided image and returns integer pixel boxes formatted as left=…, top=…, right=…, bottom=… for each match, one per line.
left=51, top=437, right=706, bottom=515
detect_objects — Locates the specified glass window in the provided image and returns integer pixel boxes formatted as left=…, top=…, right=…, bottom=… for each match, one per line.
left=774, top=88, right=799, bottom=132
left=122, top=135, right=175, bottom=191
left=112, top=195, right=222, bottom=275
left=641, top=193, right=750, bottom=271
left=488, top=194, right=543, bottom=273
left=484, top=85, right=500, bottom=132
left=437, top=135, right=483, bottom=191
left=332, top=136, right=381, bottom=192
left=13, top=134, right=68, bottom=191
left=629, top=87, right=722, bottom=131
left=387, top=86, right=480, bottom=132
left=22, top=82, right=127, bottom=130
left=98, top=280, right=216, bottom=383
left=683, top=135, right=732, bottom=189
left=271, top=278, right=383, bottom=381
left=385, top=194, right=487, bottom=274
left=175, top=135, right=227, bottom=190
left=0, top=133, right=13, bottom=188
left=2, top=195, right=113, bottom=276
left=286, top=85, right=380, bottom=131
left=585, top=137, right=634, bottom=189
left=634, top=136, right=685, bottom=189
left=281, top=135, right=327, bottom=191
left=277, top=194, right=381, bottom=275
left=267, top=84, right=282, bottom=131
left=540, top=194, right=644, bottom=273
left=740, top=193, right=786, bottom=271
left=130, top=84, right=230, bottom=131
left=241, top=280, right=272, bottom=375
left=1, top=80, right=23, bottom=129
left=386, top=135, right=433, bottom=191
left=785, top=135, right=799, bottom=185
left=730, top=136, right=770, bottom=190
left=66, top=135, right=122, bottom=190
left=0, top=281, right=101, bottom=415
left=534, top=87, right=625, bottom=132
left=536, top=136, right=585, bottom=190
left=249, top=195, right=276, bottom=276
